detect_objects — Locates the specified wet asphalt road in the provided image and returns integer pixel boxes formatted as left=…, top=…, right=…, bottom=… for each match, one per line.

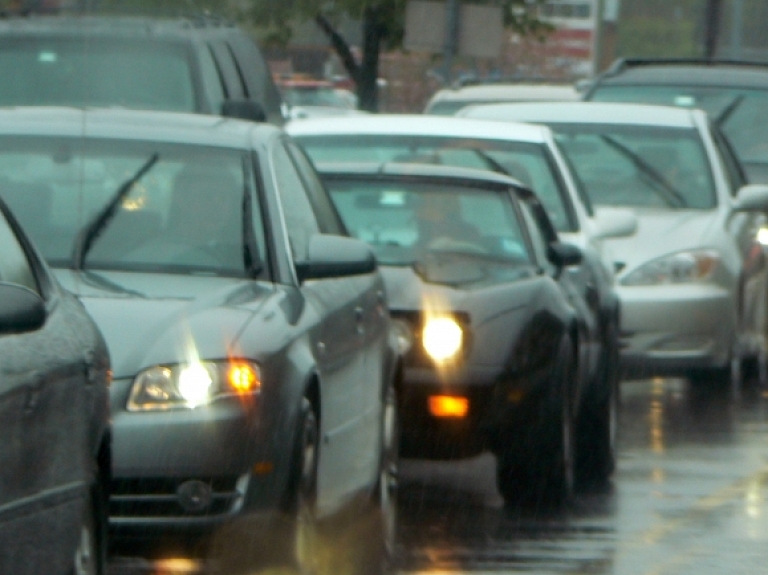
left=109, top=376, right=768, bottom=575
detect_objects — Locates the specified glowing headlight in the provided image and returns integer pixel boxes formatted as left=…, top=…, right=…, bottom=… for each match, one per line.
left=127, top=360, right=260, bottom=411
left=621, top=250, right=720, bottom=286
left=422, top=317, right=463, bottom=362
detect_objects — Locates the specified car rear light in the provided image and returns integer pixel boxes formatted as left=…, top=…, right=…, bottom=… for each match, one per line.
left=428, top=395, right=469, bottom=418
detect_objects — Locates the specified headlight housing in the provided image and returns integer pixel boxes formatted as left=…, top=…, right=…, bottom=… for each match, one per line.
left=422, top=316, right=464, bottom=362
left=391, top=319, right=415, bottom=355
left=621, top=250, right=720, bottom=286
left=127, top=360, right=260, bottom=411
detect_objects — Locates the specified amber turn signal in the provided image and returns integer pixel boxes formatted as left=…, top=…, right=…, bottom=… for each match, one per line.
left=227, top=362, right=260, bottom=393
left=428, top=395, right=469, bottom=418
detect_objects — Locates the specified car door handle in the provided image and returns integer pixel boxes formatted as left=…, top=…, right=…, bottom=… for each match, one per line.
left=24, top=376, right=43, bottom=416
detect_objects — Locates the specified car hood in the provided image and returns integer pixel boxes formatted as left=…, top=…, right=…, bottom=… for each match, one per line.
left=381, top=265, right=532, bottom=325
left=603, top=208, right=722, bottom=275
left=54, top=270, right=274, bottom=379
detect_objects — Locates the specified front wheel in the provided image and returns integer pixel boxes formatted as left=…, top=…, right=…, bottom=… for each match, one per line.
left=72, top=482, right=105, bottom=575
left=376, top=385, right=399, bottom=569
left=496, top=337, right=575, bottom=507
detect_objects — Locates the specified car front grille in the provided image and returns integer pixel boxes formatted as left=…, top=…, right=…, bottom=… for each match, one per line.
left=110, top=475, right=247, bottom=519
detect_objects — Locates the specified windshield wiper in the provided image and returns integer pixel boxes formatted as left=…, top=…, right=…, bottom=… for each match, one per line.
left=599, top=135, right=687, bottom=208
left=71, top=153, right=160, bottom=271
left=242, top=155, right=263, bottom=278
left=715, top=94, right=745, bottom=126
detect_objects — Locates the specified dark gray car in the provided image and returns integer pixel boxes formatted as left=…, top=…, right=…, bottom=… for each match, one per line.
left=0, top=108, right=398, bottom=571
left=0, top=196, right=111, bottom=575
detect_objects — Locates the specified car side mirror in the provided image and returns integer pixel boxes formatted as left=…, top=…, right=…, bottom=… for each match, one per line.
left=296, top=234, right=377, bottom=283
left=221, top=99, right=267, bottom=123
left=734, top=184, right=768, bottom=212
left=548, top=242, right=582, bottom=268
left=0, top=283, right=45, bottom=335
left=592, top=206, right=638, bottom=239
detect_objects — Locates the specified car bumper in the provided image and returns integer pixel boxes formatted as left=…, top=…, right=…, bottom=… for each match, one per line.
left=398, top=364, right=553, bottom=459
left=108, top=379, right=290, bottom=533
left=617, top=283, right=734, bottom=378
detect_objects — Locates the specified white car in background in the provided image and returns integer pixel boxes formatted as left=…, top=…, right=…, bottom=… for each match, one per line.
left=423, top=82, right=580, bottom=116
left=288, top=114, right=637, bottom=481
left=460, top=102, right=768, bottom=386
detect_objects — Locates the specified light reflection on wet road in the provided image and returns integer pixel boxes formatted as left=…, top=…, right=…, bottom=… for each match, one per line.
left=109, top=377, right=768, bottom=574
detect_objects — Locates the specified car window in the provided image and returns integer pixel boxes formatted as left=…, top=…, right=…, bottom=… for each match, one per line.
left=209, top=41, right=246, bottom=99
left=197, top=45, right=226, bottom=113
left=518, top=199, right=556, bottom=276
left=227, top=33, right=284, bottom=120
left=323, top=176, right=531, bottom=271
left=552, top=124, right=716, bottom=209
left=711, top=126, right=746, bottom=193
left=0, top=37, right=195, bottom=111
left=0, top=207, right=38, bottom=293
left=296, top=134, right=577, bottom=232
left=271, top=144, right=321, bottom=261
left=284, top=141, right=345, bottom=235
left=590, top=85, right=768, bottom=168
left=0, top=136, right=265, bottom=277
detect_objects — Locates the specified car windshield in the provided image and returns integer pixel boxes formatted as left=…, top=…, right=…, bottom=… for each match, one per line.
left=591, top=85, right=768, bottom=171
left=550, top=124, right=716, bottom=209
left=297, top=135, right=576, bottom=232
left=322, top=176, right=531, bottom=276
left=282, top=86, right=352, bottom=108
left=0, top=136, right=266, bottom=276
left=0, top=38, right=195, bottom=111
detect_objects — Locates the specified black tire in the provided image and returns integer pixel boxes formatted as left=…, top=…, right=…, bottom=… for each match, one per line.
left=496, top=336, right=575, bottom=507
left=375, top=384, right=399, bottom=572
left=576, top=322, right=618, bottom=484
left=72, top=481, right=106, bottom=575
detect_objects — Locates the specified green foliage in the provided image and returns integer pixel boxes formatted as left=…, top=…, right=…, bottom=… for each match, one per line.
left=617, top=16, right=700, bottom=58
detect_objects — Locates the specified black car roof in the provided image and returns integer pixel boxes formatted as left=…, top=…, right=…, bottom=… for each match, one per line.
left=316, top=161, right=534, bottom=199
left=0, top=15, right=238, bottom=40
left=593, top=58, right=768, bottom=90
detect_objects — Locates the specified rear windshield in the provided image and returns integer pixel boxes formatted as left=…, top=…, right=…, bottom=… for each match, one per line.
left=0, top=37, right=196, bottom=111
left=591, top=85, right=768, bottom=171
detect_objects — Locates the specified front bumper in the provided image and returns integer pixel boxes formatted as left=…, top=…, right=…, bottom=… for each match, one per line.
left=617, top=283, right=734, bottom=378
left=108, top=378, right=289, bottom=533
left=398, top=364, right=553, bottom=459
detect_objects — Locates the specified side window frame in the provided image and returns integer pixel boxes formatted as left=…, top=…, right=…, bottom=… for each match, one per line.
left=208, top=41, right=246, bottom=100
left=0, top=198, right=48, bottom=299
left=711, top=124, right=747, bottom=193
left=518, top=193, right=558, bottom=276
left=284, top=140, right=347, bottom=235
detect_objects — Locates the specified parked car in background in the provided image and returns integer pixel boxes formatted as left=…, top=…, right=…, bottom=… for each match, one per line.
left=461, top=101, right=768, bottom=386
left=0, top=107, right=398, bottom=572
left=318, top=162, right=592, bottom=504
left=289, top=114, right=639, bottom=482
left=0, top=196, right=111, bottom=575
left=424, top=82, right=579, bottom=115
left=583, top=58, right=768, bottom=184
left=0, top=15, right=285, bottom=124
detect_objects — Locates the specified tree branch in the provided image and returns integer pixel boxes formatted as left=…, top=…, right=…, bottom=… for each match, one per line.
left=315, top=13, right=361, bottom=85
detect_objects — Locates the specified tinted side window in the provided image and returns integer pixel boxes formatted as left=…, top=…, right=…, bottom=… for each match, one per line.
left=227, top=34, right=284, bottom=123
left=0, top=207, right=38, bottom=293
left=285, top=141, right=345, bottom=235
left=197, top=46, right=226, bottom=113
left=519, top=200, right=556, bottom=276
left=271, top=145, right=320, bottom=260
left=209, top=41, right=246, bottom=100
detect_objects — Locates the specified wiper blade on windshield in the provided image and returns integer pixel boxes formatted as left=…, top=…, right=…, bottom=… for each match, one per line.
left=72, top=153, right=160, bottom=271
left=599, top=135, right=687, bottom=208
left=715, top=94, right=745, bottom=126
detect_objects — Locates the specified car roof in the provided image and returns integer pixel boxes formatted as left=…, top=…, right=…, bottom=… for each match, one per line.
left=316, top=161, right=531, bottom=192
left=460, top=102, right=702, bottom=128
left=428, top=83, right=580, bottom=104
left=285, top=114, right=550, bottom=144
left=0, top=107, right=282, bottom=148
left=0, top=15, right=238, bottom=40
left=593, top=59, right=768, bottom=90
